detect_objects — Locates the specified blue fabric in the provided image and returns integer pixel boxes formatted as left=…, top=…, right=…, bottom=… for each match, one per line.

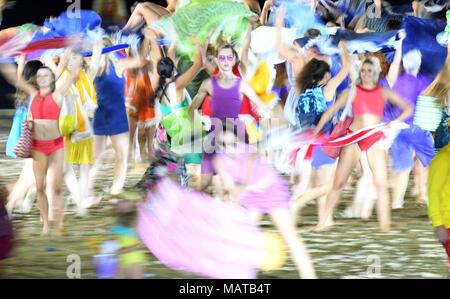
left=268, top=1, right=327, bottom=37
left=111, top=225, right=137, bottom=237
left=295, top=85, right=328, bottom=130
left=93, top=63, right=129, bottom=135
left=402, top=16, right=447, bottom=77
left=435, top=108, right=450, bottom=151
left=6, top=105, right=28, bottom=159
left=389, top=125, right=435, bottom=171
left=40, top=10, right=102, bottom=39
left=311, top=145, right=336, bottom=169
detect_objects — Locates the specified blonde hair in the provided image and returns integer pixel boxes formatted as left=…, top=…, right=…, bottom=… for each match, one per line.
left=356, top=57, right=382, bottom=85
left=422, top=59, right=450, bottom=108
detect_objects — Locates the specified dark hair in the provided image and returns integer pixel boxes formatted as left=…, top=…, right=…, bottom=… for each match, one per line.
left=15, top=60, right=43, bottom=107
left=304, top=28, right=321, bottom=38
left=296, top=59, right=330, bottom=94
left=151, top=57, right=176, bottom=104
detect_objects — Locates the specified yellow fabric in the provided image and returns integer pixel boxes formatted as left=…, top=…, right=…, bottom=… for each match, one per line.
left=249, top=61, right=276, bottom=105
left=259, top=232, right=287, bottom=272
left=428, top=144, right=450, bottom=228
left=65, top=136, right=94, bottom=165
left=58, top=70, right=97, bottom=165
left=116, top=235, right=147, bottom=266
left=61, top=70, right=97, bottom=134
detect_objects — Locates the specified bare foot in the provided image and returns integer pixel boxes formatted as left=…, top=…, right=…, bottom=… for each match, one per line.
left=313, top=222, right=334, bottom=232
left=41, top=225, right=50, bottom=237
left=83, top=196, right=102, bottom=208
left=379, top=224, right=390, bottom=233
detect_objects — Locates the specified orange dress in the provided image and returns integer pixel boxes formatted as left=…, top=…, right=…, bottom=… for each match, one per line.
left=125, top=70, right=155, bottom=126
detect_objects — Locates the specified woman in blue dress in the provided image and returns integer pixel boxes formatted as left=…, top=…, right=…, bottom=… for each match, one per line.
left=87, top=37, right=149, bottom=199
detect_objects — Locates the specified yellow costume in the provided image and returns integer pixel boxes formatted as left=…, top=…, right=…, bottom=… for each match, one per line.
left=58, top=70, right=97, bottom=165
left=428, top=144, right=450, bottom=228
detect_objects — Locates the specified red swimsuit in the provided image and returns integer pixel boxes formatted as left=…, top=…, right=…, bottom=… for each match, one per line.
left=348, top=85, right=385, bottom=151
left=30, top=92, right=64, bottom=156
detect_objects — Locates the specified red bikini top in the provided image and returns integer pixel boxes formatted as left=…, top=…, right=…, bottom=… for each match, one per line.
left=30, top=92, right=61, bottom=120
left=352, top=85, right=384, bottom=117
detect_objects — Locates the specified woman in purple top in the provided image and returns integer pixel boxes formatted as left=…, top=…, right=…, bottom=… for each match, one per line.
left=189, top=44, right=270, bottom=192
left=383, top=49, right=435, bottom=209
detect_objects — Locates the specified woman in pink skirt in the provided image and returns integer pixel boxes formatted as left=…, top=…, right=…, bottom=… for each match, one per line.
left=211, top=128, right=317, bottom=279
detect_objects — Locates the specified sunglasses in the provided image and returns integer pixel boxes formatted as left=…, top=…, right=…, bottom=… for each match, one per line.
left=218, top=55, right=235, bottom=62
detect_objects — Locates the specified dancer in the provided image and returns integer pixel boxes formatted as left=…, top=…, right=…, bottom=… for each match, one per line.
left=384, top=49, right=434, bottom=209
left=313, top=57, right=412, bottom=232
left=56, top=51, right=98, bottom=215
left=290, top=40, right=349, bottom=225
left=189, top=43, right=270, bottom=192
left=135, top=29, right=206, bottom=190
left=125, top=42, right=156, bottom=164
left=428, top=143, right=450, bottom=278
left=212, top=127, right=316, bottom=279
left=0, top=60, right=82, bottom=235
left=87, top=37, right=148, bottom=198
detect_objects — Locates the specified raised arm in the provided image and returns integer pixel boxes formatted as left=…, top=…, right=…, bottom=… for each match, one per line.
left=259, top=0, right=275, bottom=26
left=239, top=24, right=252, bottom=77
left=314, top=88, right=350, bottom=135
left=323, top=41, right=350, bottom=101
left=54, top=48, right=72, bottom=81
left=188, top=78, right=210, bottom=119
left=386, top=32, right=405, bottom=88
left=88, top=40, right=103, bottom=80
left=174, top=42, right=206, bottom=91
left=382, top=88, right=412, bottom=124
left=0, top=63, right=37, bottom=96
left=275, top=8, right=304, bottom=67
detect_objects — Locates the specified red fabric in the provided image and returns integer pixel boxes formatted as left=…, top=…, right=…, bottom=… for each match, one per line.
left=346, top=128, right=385, bottom=152
left=18, top=37, right=70, bottom=54
left=201, top=64, right=260, bottom=121
left=444, top=229, right=450, bottom=268
left=32, top=136, right=64, bottom=156
left=30, top=92, right=61, bottom=120
left=322, top=117, right=353, bottom=158
left=352, top=85, right=385, bottom=117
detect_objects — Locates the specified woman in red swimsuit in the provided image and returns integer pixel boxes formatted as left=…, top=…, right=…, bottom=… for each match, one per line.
left=0, top=61, right=81, bottom=236
left=313, top=57, right=412, bottom=232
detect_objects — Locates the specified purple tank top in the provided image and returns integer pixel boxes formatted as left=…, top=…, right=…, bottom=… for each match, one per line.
left=211, top=77, right=242, bottom=120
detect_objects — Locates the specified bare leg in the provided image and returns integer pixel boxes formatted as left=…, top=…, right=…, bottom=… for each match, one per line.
left=32, top=151, right=50, bottom=236
left=110, top=132, right=130, bottom=195
left=7, top=158, right=35, bottom=214
left=146, top=125, right=156, bottom=164
left=78, top=164, right=91, bottom=214
left=128, top=116, right=138, bottom=162
left=47, top=148, right=65, bottom=235
left=391, top=170, right=410, bottom=209
left=88, top=135, right=108, bottom=200
left=291, top=162, right=312, bottom=222
left=123, top=2, right=170, bottom=32
left=314, top=164, right=335, bottom=227
left=198, top=173, right=214, bottom=192
left=366, top=144, right=391, bottom=232
left=270, top=208, right=317, bottom=278
left=64, top=164, right=80, bottom=207
left=130, top=263, right=144, bottom=279
left=315, top=144, right=360, bottom=231
left=356, top=153, right=376, bottom=218
left=414, top=159, right=428, bottom=204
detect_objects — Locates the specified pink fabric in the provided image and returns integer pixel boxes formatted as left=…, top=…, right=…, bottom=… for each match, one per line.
left=137, top=178, right=267, bottom=279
